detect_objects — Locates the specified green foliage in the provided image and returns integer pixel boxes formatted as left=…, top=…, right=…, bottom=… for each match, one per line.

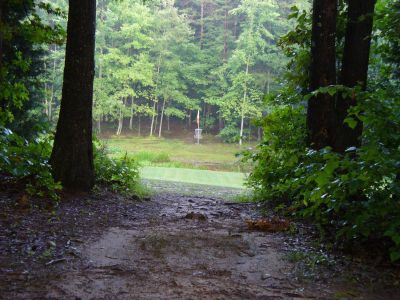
left=247, top=88, right=400, bottom=261
left=246, top=0, right=400, bottom=262
left=93, top=140, right=146, bottom=198
left=218, top=123, right=241, bottom=143
left=0, top=127, right=61, bottom=201
left=0, top=1, right=65, bottom=133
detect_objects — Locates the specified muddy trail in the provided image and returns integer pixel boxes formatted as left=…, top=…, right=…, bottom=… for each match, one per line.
left=1, top=182, right=399, bottom=299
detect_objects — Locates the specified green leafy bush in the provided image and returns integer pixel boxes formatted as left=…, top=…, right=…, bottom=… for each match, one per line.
left=246, top=90, right=400, bottom=261
left=218, top=124, right=248, bottom=144
left=94, top=140, right=146, bottom=198
left=0, top=127, right=61, bottom=200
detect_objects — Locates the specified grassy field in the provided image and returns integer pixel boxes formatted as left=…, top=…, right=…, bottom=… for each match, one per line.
left=140, top=166, right=246, bottom=189
left=102, top=136, right=254, bottom=172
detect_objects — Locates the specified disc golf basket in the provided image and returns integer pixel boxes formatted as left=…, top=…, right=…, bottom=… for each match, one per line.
left=194, top=128, right=203, bottom=144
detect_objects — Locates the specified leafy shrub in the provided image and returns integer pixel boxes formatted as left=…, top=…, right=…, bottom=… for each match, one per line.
left=94, top=140, right=146, bottom=198
left=246, top=90, right=400, bottom=262
left=0, top=127, right=61, bottom=201
left=218, top=124, right=248, bottom=143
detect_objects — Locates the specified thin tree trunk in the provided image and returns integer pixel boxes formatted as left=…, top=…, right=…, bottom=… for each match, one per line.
left=307, top=0, right=337, bottom=150
left=334, top=0, right=376, bottom=152
left=150, top=53, right=162, bottom=136
left=138, top=115, right=141, bottom=136
left=116, top=107, right=123, bottom=135
left=239, top=62, right=249, bottom=146
left=49, top=45, right=57, bottom=122
left=167, top=115, right=170, bottom=132
left=150, top=101, right=156, bottom=137
left=158, top=98, right=166, bottom=138
left=154, top=103, right=159, bottom=135
left=50, top=0, right=96, bottom=191
left=97, top=116, right=101, bottom=134
left=219, top=111, right=223, bottom=132
left=97, top=46, right=103, bottom=131
left=129, top=98, right=134, bottom=130
left=233, top=14, right=238, bottom=38
left=43, top=62, right=49, bottom=117
left=116, top=98, right=125, bottom=135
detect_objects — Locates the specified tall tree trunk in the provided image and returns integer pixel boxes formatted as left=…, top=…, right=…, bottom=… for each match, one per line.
left=219, top=111, right=223, bottom=132
left=167, top=115, right=170, bottom=132
left=50, top=0, right=96, bottom=191
left=138, top=115, right=141, bottom=136
left=49, top=45, right=57, bottom=122
left=150, top=53, right=162, bottom=136
left=239, top=62, right=249, bottom=146
left=150, top=101, right=156, bottom=137
left=158, top=98, right=166, bottom=138
left=333, top=0, right=376, bottom=153
left=129, top=97, right=134, bottom=131
left=154, top=103, right=159, bottom=135
left=96, top=46, right=103, bottom=132
left=43, top=62, right=49, bottom=117
left=307, top=0, right=337, bottom=150
left=97, top=116, right=101, bottom=134
left=116, top=99, right=124, bottom=136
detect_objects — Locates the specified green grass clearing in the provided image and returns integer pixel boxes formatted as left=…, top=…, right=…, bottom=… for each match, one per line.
left=102, top=136, right=254, bottom=172
left=140, top=166, right=247, bottom=189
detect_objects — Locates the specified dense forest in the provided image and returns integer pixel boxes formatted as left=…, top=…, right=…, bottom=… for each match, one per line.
left=36, top=0, right=310, bottom=144
left=1, top=0, right=400, bottom=296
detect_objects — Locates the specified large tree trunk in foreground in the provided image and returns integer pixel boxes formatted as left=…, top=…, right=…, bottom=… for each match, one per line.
left=307, top=0, right=337, bottom=150
left=333, top=0, right=376, bottom=153
left=50, top=0, right=96, bottom=192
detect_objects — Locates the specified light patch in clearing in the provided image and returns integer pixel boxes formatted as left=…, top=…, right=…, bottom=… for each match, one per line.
left=140, top=166, right=246, bottom=189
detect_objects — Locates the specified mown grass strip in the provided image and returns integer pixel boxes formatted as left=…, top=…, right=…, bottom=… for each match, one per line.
left=140, top=166, right=246, bottom=189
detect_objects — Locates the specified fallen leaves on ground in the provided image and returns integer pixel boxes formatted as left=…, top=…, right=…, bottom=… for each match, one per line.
left=245, top=217, right=290, bottom=232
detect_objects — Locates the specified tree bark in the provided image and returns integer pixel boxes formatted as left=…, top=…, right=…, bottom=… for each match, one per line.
left=50, top=0, right=96, bottom=192
left=154, top=102, right=159, bottom=135
left=158, top=98, right=166, bottom=138
left=97, top=116, right=101, bottom=134
left=239, top=62, right=249, bottom=146
left=333, top=0, right=376, bottom=153
left=129, top=97, right=134, bottom=130
left=307, top=0, right=337, bottom=150
left=150, top=101, right=156, bottom=137
left=138, top=115, right=141, bottom=136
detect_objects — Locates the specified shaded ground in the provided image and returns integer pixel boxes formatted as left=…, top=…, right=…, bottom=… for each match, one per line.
left=1, top=181, right=399, bottom=299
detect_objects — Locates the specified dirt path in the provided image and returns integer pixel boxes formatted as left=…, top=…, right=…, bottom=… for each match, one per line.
left=48, top=195, right=316, bottom=299
left=1, top=183, right=399, bottom=299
